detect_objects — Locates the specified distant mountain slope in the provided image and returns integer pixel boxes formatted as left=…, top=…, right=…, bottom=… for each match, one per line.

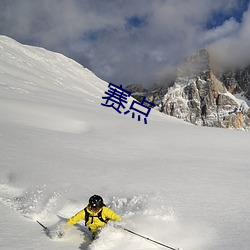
left=0, top=35, right=110, bottom=133
left=0, top=35, right=108, bottom=99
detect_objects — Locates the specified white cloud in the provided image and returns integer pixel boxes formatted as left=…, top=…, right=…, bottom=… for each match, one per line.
left=200, top=18, right=240, bottom=45
left=0, top=0, right=249, bottom=87
left=209, top=5, right=250, bottom=68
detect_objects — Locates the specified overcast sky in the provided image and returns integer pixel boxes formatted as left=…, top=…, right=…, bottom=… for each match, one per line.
left=0, top=0, right=249, bottom=87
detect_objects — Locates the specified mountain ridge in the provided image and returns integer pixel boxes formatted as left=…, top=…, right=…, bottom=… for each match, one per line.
left=126, top=49, right=250, bottom=130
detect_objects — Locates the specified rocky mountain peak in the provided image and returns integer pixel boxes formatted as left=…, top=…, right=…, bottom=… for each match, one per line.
left=177, top=49, right=210, bottom=78
left=127, top=49, right=250, bottom=130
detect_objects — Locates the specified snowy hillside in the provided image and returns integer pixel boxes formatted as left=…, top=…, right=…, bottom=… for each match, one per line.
left=0, top=36, right=250, bottom=250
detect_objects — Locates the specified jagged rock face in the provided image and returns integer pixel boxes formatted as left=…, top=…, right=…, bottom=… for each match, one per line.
left=217, top=66, right=250, bottom=99
left=161, top=75, right=249, bottom=128
left=160, top=49, right=250, bottom=129
left=128, top=49, right=250, bottom=130
left=125, top=83, right=148, bottom=103
left=125, top=83, right=147, bottom=94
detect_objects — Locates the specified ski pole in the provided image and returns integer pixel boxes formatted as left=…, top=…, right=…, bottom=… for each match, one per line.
left=122, top=227, right=180, bottom=250
left=37, top=220, right=48, bottom=231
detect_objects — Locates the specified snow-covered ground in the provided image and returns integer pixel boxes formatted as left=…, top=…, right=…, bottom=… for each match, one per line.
left=0, top=36, right=250, bottom=250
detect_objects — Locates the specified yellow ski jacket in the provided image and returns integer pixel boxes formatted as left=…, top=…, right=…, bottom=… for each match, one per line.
left=67, top=206, right=121, bottom=233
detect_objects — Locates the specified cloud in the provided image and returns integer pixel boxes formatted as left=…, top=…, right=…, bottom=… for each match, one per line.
left=209, top=4, right=250, bottom=69
left=0, top=0, right=249, bottom=87
left=200, top=18, right=240, bottom=45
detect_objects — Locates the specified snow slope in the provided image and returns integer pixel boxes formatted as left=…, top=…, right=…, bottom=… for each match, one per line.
left=0, top=35, right=250, bottom=250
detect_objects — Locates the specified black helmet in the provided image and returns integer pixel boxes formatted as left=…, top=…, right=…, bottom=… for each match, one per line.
left=89, top=195, right=104, bottom=210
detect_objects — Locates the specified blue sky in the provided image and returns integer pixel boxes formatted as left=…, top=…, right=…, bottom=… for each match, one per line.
left=0, top=0, right=249, bottom=87
left=206, top=0, right=249, bottom=28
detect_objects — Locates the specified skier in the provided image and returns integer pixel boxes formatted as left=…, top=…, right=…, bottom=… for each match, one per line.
left=66, top=194, right=121, bottom=239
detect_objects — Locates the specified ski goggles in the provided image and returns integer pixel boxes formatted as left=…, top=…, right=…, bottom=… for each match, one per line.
left=89, top=204, right=101, bottom=212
